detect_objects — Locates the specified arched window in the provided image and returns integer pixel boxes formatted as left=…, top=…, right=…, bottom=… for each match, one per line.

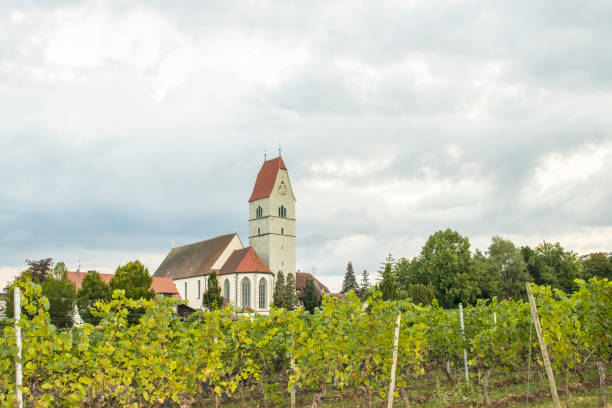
left=223, top=279, right=230, bottom=301
left=258, top=227, right=261, bottom=235
left=281, top=228, right=284, bottom=235
left=241, top=277, right=251, bottom=308
left=278, top=205, right=287, bottom=218
left=259, top=278, right=267, bottom=309
left=256, top=206, right=263, bottom=218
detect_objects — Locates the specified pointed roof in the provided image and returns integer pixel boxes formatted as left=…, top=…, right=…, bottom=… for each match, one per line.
left=296, top=272, right=330, bottom=295
left=153, top=233, right=238, bottom=279
left=219, top=247, right=273, bottom=275
left=249, top=156, right=287, bottom=202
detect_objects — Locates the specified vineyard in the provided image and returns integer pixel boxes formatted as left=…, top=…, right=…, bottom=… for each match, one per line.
left=0, top=278, right=610, bottom=407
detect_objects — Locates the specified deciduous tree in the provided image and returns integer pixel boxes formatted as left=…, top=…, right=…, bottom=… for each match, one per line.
left=413, top=229, right=479, bottom=307
left=77, top=271, right=111, bottom=325
left=109, top=260, right=155, bottom=300
left=582, top=252, right=612, bottom=280
left=42, top=275, right=77, bottom=328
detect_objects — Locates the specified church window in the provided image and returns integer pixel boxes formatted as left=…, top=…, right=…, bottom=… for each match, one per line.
left=256, top=206, right=263, bottom=218
left=223, top=279, right=230, bottom=301
left=281, top=228, right=284, bottom=235
left=241, top=277, right=251, bottom=308
left=197, top=280, right=201, bottom=299
left=258, top=228, right=261, bottom=235
left=278, top=205, right=287, bottom=218
left=259, top=278, right=267, bottom=309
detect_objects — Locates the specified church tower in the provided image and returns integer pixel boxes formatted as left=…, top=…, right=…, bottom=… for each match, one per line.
left=248, top=156, right=296, bottom=279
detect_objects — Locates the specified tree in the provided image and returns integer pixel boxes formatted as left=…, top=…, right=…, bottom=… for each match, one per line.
left=487, top=236, right=531, bottom=299
left=413, top=229, right=480, bottom=308
left=273, top=271, right=285, bottom=308
left=341, top=261, right=358, bottom=294
left=51, top=262, right=68, bottom=281
left=77, top=271, right=111, bottom=325
left=109, top=260, right=155, bottom=300
left=582, top=252, right=612, bottom=280
left=5, top=259, right=76, bottom=325
left=43, top=275, right=77, bottom=328
left=407, top=283, right=435, bottom=305
left=379, top=262, right=398, bottom=301
left=395, top=257, right=415, bottom=291
left=302, top=277, right=321, bottom=313
left=284, top=272, right=298, bottom=310
left=26, top=258, right=53, bottom=283
left=357, top=270, right=370, bottom=298
left=202, top=270, right=223, bottom=310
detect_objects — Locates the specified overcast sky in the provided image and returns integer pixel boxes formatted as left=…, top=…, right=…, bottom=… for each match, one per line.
left=1, top=1, right=611, bottom=292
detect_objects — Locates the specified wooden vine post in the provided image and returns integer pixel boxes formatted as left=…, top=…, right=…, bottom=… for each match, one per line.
left=525, top=282, right=561, bottom=408
left=387, top=312, right=401, bottom=408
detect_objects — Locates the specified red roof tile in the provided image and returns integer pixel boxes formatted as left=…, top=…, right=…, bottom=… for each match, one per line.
left=219, top=247, right=272, bottom=275
left=67, top=271, right=180, bottom=298
left=295, top=272, right=330, bottom=294
left=248, top=157, right=287, bottom=202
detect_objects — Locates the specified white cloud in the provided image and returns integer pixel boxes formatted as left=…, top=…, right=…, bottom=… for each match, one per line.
left=1, top=1, right=612, bottom=293
left=522, top=142, right=612, bottom=210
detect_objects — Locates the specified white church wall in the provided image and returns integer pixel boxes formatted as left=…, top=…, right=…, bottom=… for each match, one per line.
left=173, top=276, right=207, bottom=309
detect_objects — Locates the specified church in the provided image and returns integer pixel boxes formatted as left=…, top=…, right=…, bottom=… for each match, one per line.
left=154, top=156, right=326, bottom=313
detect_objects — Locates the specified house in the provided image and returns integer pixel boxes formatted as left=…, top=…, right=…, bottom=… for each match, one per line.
left=67, top=270, right=180, bottom=325
left=67, top=271, right=180, bottom=298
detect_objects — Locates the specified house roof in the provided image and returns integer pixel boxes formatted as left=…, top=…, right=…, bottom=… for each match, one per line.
left=153, top=234, right=237, bottom=279
left=248, top=157, right=287, bottom=202
left=219, top=247, right=273, bottom=275
left=295, top=272, right=330, bottom=295
left=66, top=271, right=180, bottom=298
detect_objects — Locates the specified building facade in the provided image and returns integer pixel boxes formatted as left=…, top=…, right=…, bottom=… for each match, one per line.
left=153, top=156, right=296, bottom=313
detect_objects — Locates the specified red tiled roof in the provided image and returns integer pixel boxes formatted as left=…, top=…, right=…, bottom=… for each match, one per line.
left=67, top=271, right=180, bottom=298
left=295, top=272, right=330, bottom=294
left=219, top=247, right=273, bottom=275
left=248, top=157, right=287, bottom=202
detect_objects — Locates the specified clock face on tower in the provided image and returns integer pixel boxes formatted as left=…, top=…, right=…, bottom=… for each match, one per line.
left=278, top=181, right=288, bottom=196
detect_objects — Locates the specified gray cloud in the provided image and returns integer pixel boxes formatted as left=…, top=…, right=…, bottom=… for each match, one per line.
left=1, top=0, right=611, bottom=291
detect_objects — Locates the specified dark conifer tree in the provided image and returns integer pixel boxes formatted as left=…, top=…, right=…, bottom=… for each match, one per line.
left=273, top=271, right=286, bottom=308
left=302, top=277, right=321, bottom=314
left=202, top=270, right=223, bottom=310
left=284, top=272, right=298, bottom=310
left=341, top=261, right=358, bottom=294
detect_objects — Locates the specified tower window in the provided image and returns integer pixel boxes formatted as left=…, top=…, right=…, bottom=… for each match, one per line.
left=278, top=205, right=287, bottom=218
left=256, top=206, right=263, bottom=218
left=281, top=228, right=284, bottom=235
left=258, top=228, right=261, bottom=235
